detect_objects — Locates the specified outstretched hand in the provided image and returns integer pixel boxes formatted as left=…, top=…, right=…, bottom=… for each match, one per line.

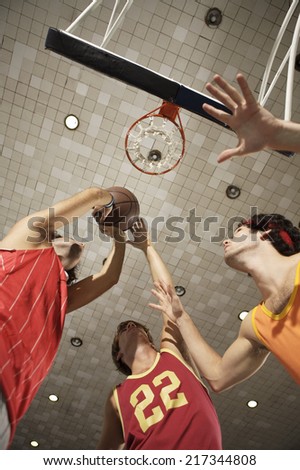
left=202, top=73, right=278, bottom=162
left=149, top=281, right=184, bottom=323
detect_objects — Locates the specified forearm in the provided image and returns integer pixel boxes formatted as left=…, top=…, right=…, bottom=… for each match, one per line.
left=144, top=244, right=173, bottom=285
left=66, top=238, right=125, bottom=312
left=43, top=187, right=113, bottom=231
left=175, top=310, right=270, bottom=392
left=100, top=237, right=126, bottom=281
left=176, top=311, right=223, bottom=387
left=269, top=119, right=300, bottom=153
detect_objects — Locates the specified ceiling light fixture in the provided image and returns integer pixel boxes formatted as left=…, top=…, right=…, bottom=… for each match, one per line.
left=205, top=8, right=223, bottom=28
left=226, top=185, right=241, bottom=199
left=175, top=285, right=186, bottom=296
left=238, top=310, right=249, bottom=321
left=64, top=114, right=79, bottom=130
left=30, top=440, right=39, bottom=448
left=247, top=400, right=258, bottom=408
left=71, top=337, right=83, bottom=347
left=48, top=394, right=59, bottom=402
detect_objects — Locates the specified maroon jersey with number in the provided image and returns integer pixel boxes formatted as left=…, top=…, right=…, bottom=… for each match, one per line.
left=114, top=349, right=222, bottom=449
left=0, top=248, right=68, bottom=446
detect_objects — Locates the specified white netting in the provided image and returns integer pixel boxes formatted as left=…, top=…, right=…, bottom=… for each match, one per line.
left=125, top=114, right=184, bottom=175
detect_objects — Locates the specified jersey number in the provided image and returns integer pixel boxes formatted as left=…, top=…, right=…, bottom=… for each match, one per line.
left=129, top=370, right=188, bottom=432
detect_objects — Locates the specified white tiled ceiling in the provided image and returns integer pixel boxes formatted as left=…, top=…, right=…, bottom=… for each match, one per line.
left=1, top=0, right=300, bottom=450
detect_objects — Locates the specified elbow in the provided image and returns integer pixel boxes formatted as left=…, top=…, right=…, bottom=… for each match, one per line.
left=209, top=383, right=226, bottom=394
left=84, top=187, right=111, bottom=205
left=106, top=271, right=122, bottom=288
left=204, top=378, right=230, bottom=394
left=111, top=275, right=120, bottom=287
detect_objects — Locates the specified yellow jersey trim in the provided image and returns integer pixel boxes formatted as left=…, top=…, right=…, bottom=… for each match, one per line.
left=113, top=387, right=125, bottom=437
left=261, top=262, right=300, bottom=320
left=126, top=352, right=160, bottom=380
left=251, top=306, right=267, bottom=346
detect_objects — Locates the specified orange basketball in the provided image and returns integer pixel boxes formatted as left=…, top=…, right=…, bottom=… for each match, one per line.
left=93, top=186, right=140, bottom=231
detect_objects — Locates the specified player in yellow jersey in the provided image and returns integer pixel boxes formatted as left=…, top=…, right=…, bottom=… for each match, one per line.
left=151, top=213, right=300, bottom=390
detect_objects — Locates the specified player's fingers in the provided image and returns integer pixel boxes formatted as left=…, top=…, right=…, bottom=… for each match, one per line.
left=202, top=103, right=232, bottom=125
left=217, top=145, right=244, bottom=163
left=212, top=75, right=244, bottom=106
left=148, top=302, right=164, bottom=311
left=205, top=82, right=237, bottom=111
left=236, top=74, right=257, bottom=105
left=151, top=287, right=164, bottom=298
left=99, top=205, right=113, bottom=224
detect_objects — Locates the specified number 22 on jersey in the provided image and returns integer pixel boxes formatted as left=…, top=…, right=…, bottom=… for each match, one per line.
left=129, top=370, right=188, bottom=432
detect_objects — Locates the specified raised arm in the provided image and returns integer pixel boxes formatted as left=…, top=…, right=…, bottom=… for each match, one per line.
left=97, top=391, right=124, bottom=450
left=203, top=73, right=300, bottom=163
left=127, top=218, right=173, bottom=285
left=0, top=187, right=113, bottom=250
left=66, top=226, right=126, bottom=313
left=128, top=219, right=195, bottom=365
left=150, top=283, right=270, bottom=392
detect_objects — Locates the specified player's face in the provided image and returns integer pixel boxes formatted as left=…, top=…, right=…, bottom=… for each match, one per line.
left=52, top=237, right=84, bottom=270
left=117, top=321, right=150, bottom=356
left=222, top=225, right=258, bottom=267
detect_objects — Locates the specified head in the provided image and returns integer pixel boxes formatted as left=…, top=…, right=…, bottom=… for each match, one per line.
left=239, top=214, right=300, bottom=256
left=52, top=233, right=84, bottom=284
left=222, top=213, right=300, bottom=270
left=112, top=320, right=155, bottom=376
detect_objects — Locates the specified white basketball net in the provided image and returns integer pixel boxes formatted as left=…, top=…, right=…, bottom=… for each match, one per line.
left=125, top=114, right=184, bottom=175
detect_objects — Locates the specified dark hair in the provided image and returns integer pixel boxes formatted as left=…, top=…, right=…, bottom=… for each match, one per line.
left=65, top=266, right=79, bottom=286
left=112, top=320, right=155, bottom=376
left=52, top=232, right=79, bottom=285
left=240, top=214, right=300, bottom=256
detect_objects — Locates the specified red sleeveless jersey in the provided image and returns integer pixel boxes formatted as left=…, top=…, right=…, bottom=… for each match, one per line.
left=0, top=248, right=68, bottom=446
left=114, top=349, right=222, bottom=449
left=252, top=262, right=300, bottom=384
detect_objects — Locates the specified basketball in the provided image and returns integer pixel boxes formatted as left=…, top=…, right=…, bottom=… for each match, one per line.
left=93, top=186, right=140, bottom=231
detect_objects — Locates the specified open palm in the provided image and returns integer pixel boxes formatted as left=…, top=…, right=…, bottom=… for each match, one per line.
left=149, top=281, right=184, bottom=322
left=203, top=74, right=277, bottom=162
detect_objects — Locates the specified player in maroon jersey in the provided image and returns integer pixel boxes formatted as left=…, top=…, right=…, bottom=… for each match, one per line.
left=98, top=219, right=222, bottom=450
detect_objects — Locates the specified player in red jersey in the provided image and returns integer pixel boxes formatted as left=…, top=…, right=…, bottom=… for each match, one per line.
left=98, top=219, right=222, bottom=450
left=0, top=187, right=126, bottom=449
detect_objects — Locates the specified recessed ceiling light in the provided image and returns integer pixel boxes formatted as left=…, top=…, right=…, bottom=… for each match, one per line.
left=238, top=310, right=249, bottom=321
left=226, top=185, right=241, bottom=199
left=247, top=400, right=258, bottom=408
left=30, top=440, right=39, bottom=448
left=71, top=337, right=83, bottom=347
left=205, top=8, right=223, bottom=28
left=48, top=394, right=59, bottom=402
left=64, top=114, right=79, bottom=130
left=175, top=285, right=186, bottom=296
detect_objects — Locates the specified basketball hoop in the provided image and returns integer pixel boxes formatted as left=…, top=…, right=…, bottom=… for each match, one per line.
left=125, top=101, right=185, bottom=175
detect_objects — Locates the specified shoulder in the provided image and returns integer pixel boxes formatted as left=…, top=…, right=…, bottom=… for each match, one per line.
left=239, top=308, right=268, bottom=350
left=160, top=347, right=188, bottom=366
left=160, top=347, right=179, bottom=358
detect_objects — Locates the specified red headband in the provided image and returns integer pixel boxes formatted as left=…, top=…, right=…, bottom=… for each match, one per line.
left=243, top=220, right=294, bottom=248
left=278, top=230, right=294, bottom=248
